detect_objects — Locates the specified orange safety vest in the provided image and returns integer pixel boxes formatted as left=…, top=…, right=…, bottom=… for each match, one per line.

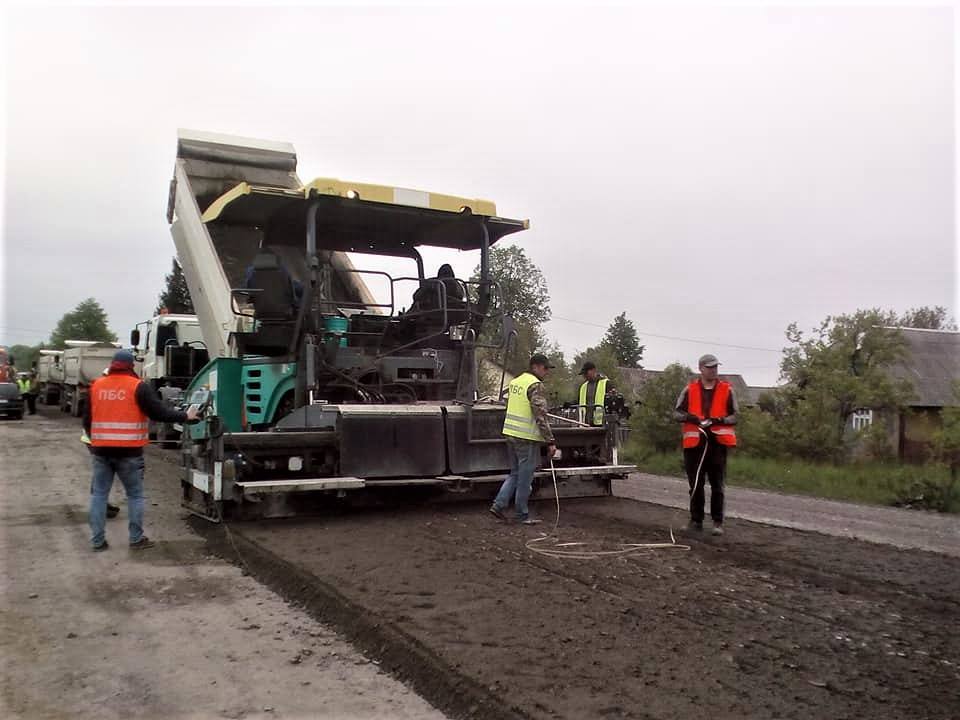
left=90, top=374, right=149, bottom=447
left=682, top=380, right=737, bottom=448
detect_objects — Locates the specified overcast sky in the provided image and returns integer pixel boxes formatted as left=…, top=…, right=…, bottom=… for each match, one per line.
left=1, top=4, right=955, bottom=385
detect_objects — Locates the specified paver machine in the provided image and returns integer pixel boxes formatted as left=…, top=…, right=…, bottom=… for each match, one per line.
left=168, top=130, right=634, bottom=520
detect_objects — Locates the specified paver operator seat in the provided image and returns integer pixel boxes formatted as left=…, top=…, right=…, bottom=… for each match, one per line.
left=237, top=249, right=300, bottom=357
left=247, top=250, right=297, bottom=320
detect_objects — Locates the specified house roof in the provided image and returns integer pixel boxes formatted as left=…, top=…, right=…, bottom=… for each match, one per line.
left=887, top=327, right=960, bottom=407
left=741, top=385, right=778, bottom=407
left=618, top=367, right=764, bottom=406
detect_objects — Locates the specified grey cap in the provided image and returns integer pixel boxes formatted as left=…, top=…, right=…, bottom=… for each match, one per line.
left=698, top=354, right=720, bottom=368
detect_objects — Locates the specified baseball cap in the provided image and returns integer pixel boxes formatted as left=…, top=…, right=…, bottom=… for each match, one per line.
left=112, top=349, right=136, bottom=366
left=529, top=353, right=556, bottom=369
left=578, top=361, right=597, bottom=375
left=698, top=354, right=720, bottom=368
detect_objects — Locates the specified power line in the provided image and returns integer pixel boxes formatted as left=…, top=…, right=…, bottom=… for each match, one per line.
left=549, top=315, right=783, bottom=353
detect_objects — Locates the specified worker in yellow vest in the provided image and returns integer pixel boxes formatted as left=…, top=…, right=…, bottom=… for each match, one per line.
left=17, top=371, right=39, bottom=415
left=577, top=361, right=609, bottom=426
left=490, top=354, right=557, bottom=525
left=673, top=354, right=739, bottom=536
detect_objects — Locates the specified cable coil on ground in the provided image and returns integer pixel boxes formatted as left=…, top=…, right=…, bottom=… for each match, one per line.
left=524, top=458, right=691, bottom=560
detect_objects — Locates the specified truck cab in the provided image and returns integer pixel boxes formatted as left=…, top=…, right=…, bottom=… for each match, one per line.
left=131, top=314, right=208, bottom=392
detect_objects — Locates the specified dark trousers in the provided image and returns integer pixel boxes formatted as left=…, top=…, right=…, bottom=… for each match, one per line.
left=25, top=393, right=37, bottom=414
left=683, top=441, right=727, bottom=524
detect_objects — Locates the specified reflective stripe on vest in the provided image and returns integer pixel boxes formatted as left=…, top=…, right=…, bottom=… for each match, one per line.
left=578, top=377, right=607, bottom=426
left=681, top=380, right=737, bottom=448
left=90, top=374, right=149, bottom=448
left=502, top=372, right=545, bottom=442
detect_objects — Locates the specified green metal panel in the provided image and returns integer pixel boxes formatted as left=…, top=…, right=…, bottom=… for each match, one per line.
left=241, top=359, right=297, bottom=426
left=185, top=357, right=244, bottom=439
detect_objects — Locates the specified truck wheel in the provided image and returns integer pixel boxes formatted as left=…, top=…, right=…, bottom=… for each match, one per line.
left=70, top=393, right=80, bottom=417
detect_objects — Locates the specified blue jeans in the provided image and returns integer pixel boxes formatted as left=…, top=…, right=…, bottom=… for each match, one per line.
left=493, top=439, right=539, bottom=520
left=89, top=454, right=146, bottom=547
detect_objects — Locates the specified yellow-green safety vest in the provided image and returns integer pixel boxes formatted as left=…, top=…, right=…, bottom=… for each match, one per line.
left=17, top=378, right=32, bottom=394
left=579, top=377, right=607, bottom=426
left=502, top=372, right=545, bottom=442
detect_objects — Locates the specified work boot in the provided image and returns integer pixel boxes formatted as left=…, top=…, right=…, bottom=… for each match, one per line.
left=92, top=541, right=109, bottom=552
left=687, top=520, right=703, bottom=533
left=106, top=504, right=120, bottom=519
left=712, top=523, right=724, bottom=536
left=488, top=506, right=507, bottom=521
left=129, top=537, right=155, bottom=550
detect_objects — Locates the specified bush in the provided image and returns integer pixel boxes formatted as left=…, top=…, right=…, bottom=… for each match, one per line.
left=861, top=422, right=896, bottom=463
left=891, top=473, right=960, bottom=513
left=630, top=363, right=691, bottom=454
left=627, top=451, right=957, bottom=511
left=736, top=407, right=783, bottom=457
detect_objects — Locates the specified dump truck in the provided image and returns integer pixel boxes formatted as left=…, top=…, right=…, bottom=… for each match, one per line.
left=168, top=130, right=634, bottom=520
left=59, top=341, right=121, bottom=416
left=130, top=313, right=209, bottom=443
left=0, top=346, right=14, bottom=383
left=36, top=350, right=64, bottom=405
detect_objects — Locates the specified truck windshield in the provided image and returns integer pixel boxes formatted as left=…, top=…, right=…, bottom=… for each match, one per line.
left=156, top=322, right=179, bottom=355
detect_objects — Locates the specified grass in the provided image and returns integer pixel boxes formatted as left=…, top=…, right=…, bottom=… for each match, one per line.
left=623, top=442, right=960, bottom=512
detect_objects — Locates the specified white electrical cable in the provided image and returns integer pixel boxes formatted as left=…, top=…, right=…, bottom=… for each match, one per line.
left=690, top=425, right=711, bottom=498
left=525, top=456, right=690, bottom=559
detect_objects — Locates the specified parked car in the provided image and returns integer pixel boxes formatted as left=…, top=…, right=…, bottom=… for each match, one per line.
left=0, top=382, right=24, bottom=419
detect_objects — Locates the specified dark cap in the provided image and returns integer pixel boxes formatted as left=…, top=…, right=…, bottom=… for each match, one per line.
left=578, top=361, right=597, bottom=375
left=529, top=353, right=556, bottom=369
left=698, top=354, right=720, bottom=368
left=112, top=349, right=136, bottom=367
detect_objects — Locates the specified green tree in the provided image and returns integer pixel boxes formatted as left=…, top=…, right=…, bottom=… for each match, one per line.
left=778, top=309, right=913, bottom=461
left=471, top=245, right=551, bottom=374
left=631, top=363, right=692, bottom=454
left=8, top=344, right=46, bottom=372
left=600, top=312, right=644, bottom=368
left=49, top=298, right=117, bottom=350
left=895, top=306, right=957, bottom=331
left=156, top=258, right=195, bottom=315
left=539, top=340, right=575, bottom=407
left=736, top=406, right=782, bottom=457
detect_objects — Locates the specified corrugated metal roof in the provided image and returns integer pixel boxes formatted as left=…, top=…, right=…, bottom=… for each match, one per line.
left=889, top=328, right=960, bottom=407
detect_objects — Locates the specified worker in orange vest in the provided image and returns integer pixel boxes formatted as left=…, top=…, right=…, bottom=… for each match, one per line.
left=82, top=349, right=198, bottom=552
left=673, top=354, right=739, bottom=535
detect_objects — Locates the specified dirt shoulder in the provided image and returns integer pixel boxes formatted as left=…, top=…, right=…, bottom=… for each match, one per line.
left=0, top=409, right=446, bottom=720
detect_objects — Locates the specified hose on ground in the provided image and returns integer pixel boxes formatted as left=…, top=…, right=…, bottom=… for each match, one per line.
left=525, top=457, right=691, bottom=560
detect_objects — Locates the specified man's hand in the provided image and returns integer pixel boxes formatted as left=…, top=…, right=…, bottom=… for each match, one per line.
left=546, top=443, right=557, bottom=459
left=186, top=406, right=200, bottom=422
left=710, top=417, right=725, bottom=425
left=699, top=418, right=713, bottom=428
